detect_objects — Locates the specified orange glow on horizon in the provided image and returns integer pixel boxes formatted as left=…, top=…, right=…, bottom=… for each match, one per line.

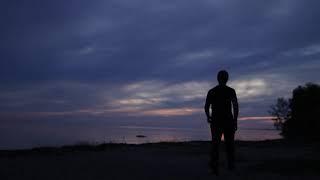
left=238, top=116, right=275, bottom=121
left=137, top=108, right=202, bottom=117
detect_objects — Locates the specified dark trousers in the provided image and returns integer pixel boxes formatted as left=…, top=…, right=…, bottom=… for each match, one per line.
left=210, top=124, right=235, bottom=169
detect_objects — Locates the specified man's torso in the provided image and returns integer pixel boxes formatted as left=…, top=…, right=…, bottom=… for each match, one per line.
left=207, top=85, right=235, bottom=127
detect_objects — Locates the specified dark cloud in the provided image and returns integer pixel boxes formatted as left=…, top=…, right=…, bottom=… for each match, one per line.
left=1, top=1, right=320, bottom=148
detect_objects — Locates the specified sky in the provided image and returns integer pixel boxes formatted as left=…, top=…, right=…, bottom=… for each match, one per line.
left=1, top=1, right=320, bottom=148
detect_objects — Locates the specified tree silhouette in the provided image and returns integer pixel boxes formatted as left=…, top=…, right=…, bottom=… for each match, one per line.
left=269, top=98, right=290, bottom=130
left=270, top=83, right=320, bottom=139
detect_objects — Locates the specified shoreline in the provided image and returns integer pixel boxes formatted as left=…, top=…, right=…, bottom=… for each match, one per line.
left=1, top=139, right=319, bottom=179
left=0, top=138, right=313, bottom=154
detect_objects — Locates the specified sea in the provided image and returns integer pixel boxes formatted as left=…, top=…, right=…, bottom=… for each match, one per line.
left=0, top=117, right=282, bottom=150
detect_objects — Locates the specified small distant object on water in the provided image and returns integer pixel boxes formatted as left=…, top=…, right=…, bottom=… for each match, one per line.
left=136, top=135, right=146, bottom=138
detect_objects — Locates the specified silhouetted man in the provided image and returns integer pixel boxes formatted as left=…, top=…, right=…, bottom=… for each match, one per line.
left=204, top=70, right=239, bottom=175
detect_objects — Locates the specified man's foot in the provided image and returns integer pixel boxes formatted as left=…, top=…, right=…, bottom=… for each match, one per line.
left=211, top=166, right=219, bottom=175
left=208, top=162, right=219, bottom=175
left=228, top=164, right=235, bottom=171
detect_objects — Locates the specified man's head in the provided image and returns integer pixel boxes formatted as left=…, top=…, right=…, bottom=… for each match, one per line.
left=217, top=70, right=229, bottom=85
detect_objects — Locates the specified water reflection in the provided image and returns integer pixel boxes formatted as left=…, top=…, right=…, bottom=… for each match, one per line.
left=105, top=125, right=281, bottom=144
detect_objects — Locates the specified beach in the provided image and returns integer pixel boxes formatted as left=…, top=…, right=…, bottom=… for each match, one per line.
left=1, top=140, right=319, bottom=180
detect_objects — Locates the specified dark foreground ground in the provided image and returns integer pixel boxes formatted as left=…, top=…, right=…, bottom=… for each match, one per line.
left=0, top=140, right=319, bottom=180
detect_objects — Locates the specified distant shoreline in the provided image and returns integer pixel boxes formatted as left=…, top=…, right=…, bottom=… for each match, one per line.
left=0, top=138, right=300, bottom=153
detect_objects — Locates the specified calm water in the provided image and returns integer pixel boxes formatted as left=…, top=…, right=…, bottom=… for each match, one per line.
left=99, top=118, right=282, bottom=144
left=103, top=125, right=281, bottom=144
left=0, top=117, right=282, bottom=150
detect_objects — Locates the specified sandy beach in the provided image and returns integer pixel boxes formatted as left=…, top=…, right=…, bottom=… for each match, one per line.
left=0, top=140, right=319, bottom=180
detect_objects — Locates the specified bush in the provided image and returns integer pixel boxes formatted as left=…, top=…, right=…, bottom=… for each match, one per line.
left=270, top=83, right=320, bottom=139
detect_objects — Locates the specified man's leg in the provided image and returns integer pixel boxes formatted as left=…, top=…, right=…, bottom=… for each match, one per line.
left=210, top=124, right=222, bottom=172
left=224, top=129, right=235, bottom=170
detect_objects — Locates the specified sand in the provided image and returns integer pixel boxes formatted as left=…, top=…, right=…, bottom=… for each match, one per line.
left=0, top=140, right=319, bottom=180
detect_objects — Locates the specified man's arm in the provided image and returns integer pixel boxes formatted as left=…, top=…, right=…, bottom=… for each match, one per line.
left=204, top=91, right=212, bottom=123
left=231, top=89, right=239, bottom=131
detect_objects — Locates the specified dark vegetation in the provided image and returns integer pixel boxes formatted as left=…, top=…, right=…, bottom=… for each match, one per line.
left=270, top=83, right=320, bottom=139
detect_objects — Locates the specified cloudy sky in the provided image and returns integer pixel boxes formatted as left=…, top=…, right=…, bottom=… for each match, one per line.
left=1, top=1, right=320, bottom=148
